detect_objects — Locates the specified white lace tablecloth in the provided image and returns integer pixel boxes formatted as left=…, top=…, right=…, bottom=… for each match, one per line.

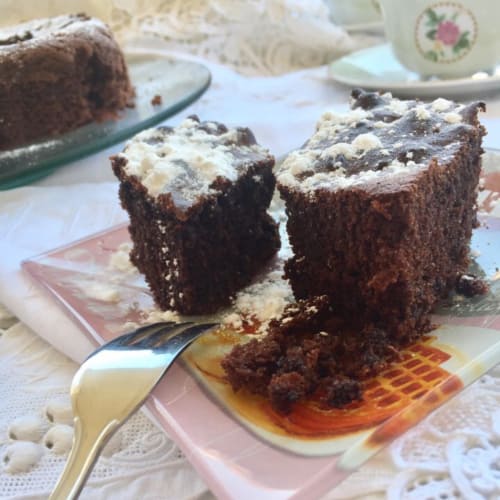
left=0, top=307, right=211, bottom=500
left=1, top=2, right=500, bottom=499
left=2, top=306, right=500, bottom=500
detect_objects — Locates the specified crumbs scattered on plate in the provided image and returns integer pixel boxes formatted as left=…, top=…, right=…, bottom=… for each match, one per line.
left=151, top=94, right=162, bottom=106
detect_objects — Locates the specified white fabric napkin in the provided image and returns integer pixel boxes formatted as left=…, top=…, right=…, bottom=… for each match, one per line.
left=0, top=183, right=126, bottom=362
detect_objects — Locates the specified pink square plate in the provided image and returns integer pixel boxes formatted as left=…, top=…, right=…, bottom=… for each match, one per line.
left=22, top=151, right=500, bottom=499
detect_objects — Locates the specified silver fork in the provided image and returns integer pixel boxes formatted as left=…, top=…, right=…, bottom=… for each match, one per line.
left=49, top=321, right=217, bottom=500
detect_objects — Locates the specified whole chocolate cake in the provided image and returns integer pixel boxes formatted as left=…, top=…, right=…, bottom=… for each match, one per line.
left=111, top=116, right=280, bottom=315
left=0, top=13, right=134, bottom=150
left=276, top=89, right=485, bottom=342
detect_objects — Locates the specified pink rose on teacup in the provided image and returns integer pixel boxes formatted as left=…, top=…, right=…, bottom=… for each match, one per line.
left=436, top=20, right=460, bottom=46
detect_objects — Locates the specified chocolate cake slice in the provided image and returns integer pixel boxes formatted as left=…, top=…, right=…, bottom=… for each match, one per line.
left=276, top=89, right=485, bottom=342
left=112, top=116, right=280, bottom=315
left=0, top=13, right=133, bottom=150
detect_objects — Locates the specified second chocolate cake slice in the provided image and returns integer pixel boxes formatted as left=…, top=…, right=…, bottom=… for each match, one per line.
left=112, top=116, right=280, bottom=314
left=276, top=90, right=485, bottom=342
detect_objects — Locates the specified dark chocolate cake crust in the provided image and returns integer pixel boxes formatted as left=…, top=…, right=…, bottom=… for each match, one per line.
left=112, top=116, right=281, bottom=315
left=0, top=13, right=133, bottom=150
left=277, top=90, right=485, bottom=341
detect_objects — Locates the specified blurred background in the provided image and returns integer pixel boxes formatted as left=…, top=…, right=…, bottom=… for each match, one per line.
left=0, top=0, right=383, bottom=75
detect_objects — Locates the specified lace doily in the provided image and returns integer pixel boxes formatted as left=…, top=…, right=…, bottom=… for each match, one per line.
left=0, top=0, right=377, bottom=76
left=0, top=303, right=210, bottom=500
left=2, top=295, right=500, bottom=499
left=327, top=366, right=500, bottom=500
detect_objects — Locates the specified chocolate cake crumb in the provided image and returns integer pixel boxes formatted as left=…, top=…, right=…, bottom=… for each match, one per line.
left=222, top=296, right=399, bottom=414
left=323, top=377, right=362, bottom=409
left=151, top=94, right=162, bottom=106
left=455, top=273, right=489, bottom=297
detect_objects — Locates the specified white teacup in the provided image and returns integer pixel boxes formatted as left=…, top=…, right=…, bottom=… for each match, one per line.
left=378, top=0, right=500, bottom=78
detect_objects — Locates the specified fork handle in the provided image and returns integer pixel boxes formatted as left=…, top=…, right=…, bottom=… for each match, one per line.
left=49, top=417, right=120, bottom=500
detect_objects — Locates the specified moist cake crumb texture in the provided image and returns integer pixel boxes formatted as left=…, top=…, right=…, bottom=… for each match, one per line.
left=112, top=115, right=280, bottom=315
left=276, top=88, right=485, bottom=343
left=222, top=295, right=399, bottom=414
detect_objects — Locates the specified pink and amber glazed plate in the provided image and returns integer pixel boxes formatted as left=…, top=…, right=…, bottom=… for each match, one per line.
left=22, top=151, right=500, bottom=499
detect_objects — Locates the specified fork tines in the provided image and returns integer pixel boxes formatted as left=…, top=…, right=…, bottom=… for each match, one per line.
left=90, top=321, right=218, bottom=359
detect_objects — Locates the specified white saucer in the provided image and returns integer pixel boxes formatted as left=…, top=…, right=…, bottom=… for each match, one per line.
left=328, top=43, right=500, bottom=98
left=342, top=21, right=384, bottom=35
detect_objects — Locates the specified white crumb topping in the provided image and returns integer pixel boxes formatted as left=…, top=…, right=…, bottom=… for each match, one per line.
left=119, top=118, right=269, bottom=201
left=279, top=159, right=423, bottom=193
left=322, top=142, right=356, bottom=160
left=443, top=112, right=463, bottom=124
left=283, top=149, right=321, bottom=177
left=432, top=98, right=453, bottom=112
left=222, top=270, right=293, bottom=334
left=283, top=132, right=382, bottom=182
left=278, top=137, right=421, bottom=192
left=387, top=99, right=409, bottom=115
left=276, top=94, right=474, bottom=194
left=351, top=133, right=383, bottom=152
left=318, top=108, right=373, bottom=126
left=415, top=105, right=431, bottom=120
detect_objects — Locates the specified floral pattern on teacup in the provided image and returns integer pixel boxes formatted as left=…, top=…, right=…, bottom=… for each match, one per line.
left=415, top=2, right=477, bottom=64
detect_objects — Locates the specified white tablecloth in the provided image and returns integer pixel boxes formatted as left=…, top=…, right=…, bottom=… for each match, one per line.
left=2, top=42, right=500, bottom=499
